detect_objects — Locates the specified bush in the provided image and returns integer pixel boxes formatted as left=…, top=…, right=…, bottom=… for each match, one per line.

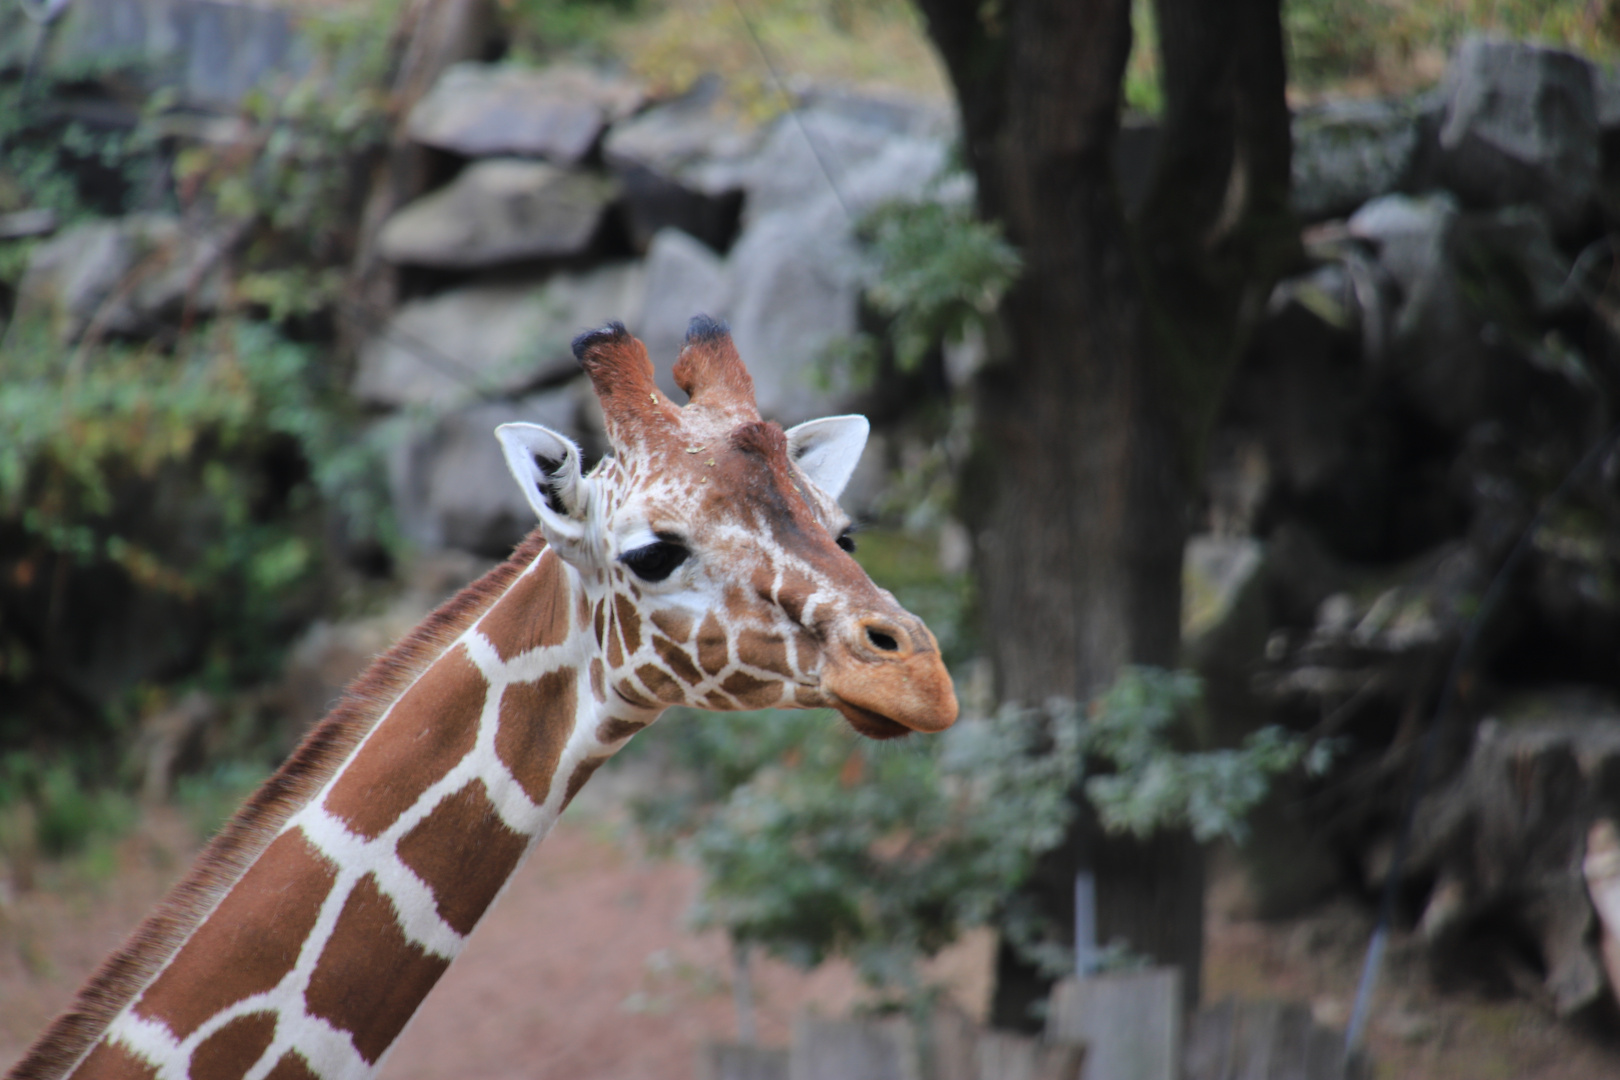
left=632, top=667, right=1323, bottom=998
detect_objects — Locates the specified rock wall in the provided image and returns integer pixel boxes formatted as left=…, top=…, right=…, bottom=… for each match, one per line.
left=1196, top=37, right=1620, bottom=1021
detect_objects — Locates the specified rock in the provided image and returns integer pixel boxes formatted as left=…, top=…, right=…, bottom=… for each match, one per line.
left=0, top=208, right=59, bottom=241
left=390, top=388, right=585, bottom=556
left=1, top=0, right=312, bottom=111
left=353, top=261, right=646, bottom=408
left=1435, top=37, right=1600, bottom=234
left=739, top=102, right=950, bottom=224
left=1583, top=818, right=1620, bottom=1013
left=1182, top=535, right=1268, bottom=674
left=724, top=200, right=860, bottom=425
left=1291, top=98, right=1421, bottom=222
left=602, top=76, right=760, bottom=252
left=376, top=159, right=619, bottom=269
left=1456, top=204, right=1579, bottom=317
left=1348, top=193, right=1490, bottom=433
left=405, top=62, right=644, bottom=164
left=636, top=228, right=730, bottom=397
left=1410, top=698, right=1620, bottom=1016
left=11, top=214, right=228, bottom=343
left=712, top=107, right=951, bottom=425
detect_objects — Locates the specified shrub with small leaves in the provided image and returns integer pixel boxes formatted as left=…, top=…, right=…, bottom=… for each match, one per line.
left=633, top=666, right=1324, bottom=999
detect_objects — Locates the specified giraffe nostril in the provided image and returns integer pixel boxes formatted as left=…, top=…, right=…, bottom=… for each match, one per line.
left=866, top=628, right=900, bottom=652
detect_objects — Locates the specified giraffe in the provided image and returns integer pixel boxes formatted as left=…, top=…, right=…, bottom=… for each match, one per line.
left=6, top=316, right=956, bottom=1080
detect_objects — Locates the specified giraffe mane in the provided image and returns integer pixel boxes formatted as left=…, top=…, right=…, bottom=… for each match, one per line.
left=7, top=532, right=550, bottom=1080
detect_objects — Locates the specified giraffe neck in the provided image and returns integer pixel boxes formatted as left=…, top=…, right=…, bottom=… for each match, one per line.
left=20, top=536, right=655, bottom=1080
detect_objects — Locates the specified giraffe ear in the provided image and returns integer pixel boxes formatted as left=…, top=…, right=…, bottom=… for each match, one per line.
left=785, top=415, right=870, bottom=500
left=496, top=422, right=592, bottom=544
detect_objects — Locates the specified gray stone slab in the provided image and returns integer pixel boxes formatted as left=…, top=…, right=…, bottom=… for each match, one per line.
left=1436, top=36, right=1599, bottom=233
left=406, top=62, right=644, bottom=163
left=10, top=0, right=311, bottom=110
left=377, top=158, right=619, bottom=269
left=354, top=261, right=646, bottom=408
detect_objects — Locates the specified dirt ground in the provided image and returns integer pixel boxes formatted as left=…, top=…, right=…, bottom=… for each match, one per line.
left=4, top=791, right=1620, bottom=1079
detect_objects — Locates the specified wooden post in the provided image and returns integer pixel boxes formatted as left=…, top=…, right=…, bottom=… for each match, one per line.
left=790, top=1015, right=919, bottom=1080
left=699, top=1042, right=790, bottom=1080
left=1048, top=969, right=1182, bottom=1080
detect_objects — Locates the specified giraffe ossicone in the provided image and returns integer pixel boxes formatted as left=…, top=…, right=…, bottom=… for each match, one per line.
left=10, top=316, right=957, bottom=1080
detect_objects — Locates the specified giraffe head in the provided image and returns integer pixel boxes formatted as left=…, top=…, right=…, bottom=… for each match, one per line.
left=495, top=317, right=957, bottom=738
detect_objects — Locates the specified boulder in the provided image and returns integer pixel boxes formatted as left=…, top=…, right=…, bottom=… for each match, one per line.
left=353, top=261, right=646, bottom=408
left=636, top=228, right=730, bottom=397
left=390, top=387, right=585, bottom=556
left=602, top=76, right=759, bottom=253
left=1182, top=535, right=1268, bottom=676
left=11, top=214, right=228, bottom=343
left=1434, top=38, right=1600, bottom=234
left=1456, top=204, right=1579, bottom=318
left=716, top=105, right=952, bottom=425
left=1410, top=696, right=1620, bottom=1016
left=376, top=159, right=619, bottom=269
left=739, top=101, right=950, bottom=225
left=0, top=0, right=311, bottom=111
left=724, top=200, right=860, bottom=426
left=1291, top=98, right=1420, bottom=222
left=405, top=62, right=644, bottom=164
left=1348, top=193, right=1488, bottom=433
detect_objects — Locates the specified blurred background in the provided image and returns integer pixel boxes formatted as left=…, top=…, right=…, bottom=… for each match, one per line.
left=4, top=1, right=1620, bottom=1077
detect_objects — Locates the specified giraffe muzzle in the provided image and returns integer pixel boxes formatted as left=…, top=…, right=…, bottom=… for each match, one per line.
left=822, top=614, right=958, bottom=739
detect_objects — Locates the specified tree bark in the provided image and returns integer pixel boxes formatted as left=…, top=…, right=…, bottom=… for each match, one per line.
left=911, top=0, right=1297, bottom=1030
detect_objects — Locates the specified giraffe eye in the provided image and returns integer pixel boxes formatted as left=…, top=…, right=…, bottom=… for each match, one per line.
left=620, top=539, right=690, bottom=582
left=836, top=529, right=856, bottom=553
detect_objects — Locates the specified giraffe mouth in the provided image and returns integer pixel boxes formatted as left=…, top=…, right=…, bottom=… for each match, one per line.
left=831, top=699, right=914, bottom=740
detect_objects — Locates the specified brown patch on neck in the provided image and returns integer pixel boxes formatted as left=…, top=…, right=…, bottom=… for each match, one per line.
left=12, top=533, right=548, bottom=1080
left=560, top=756, right=610, bottom=811
left=477, top=548, right=573, bottom=661
left=261, top=1052, right=319, bottom=1080
left=396, top=779, right=530, bottom=936
left=188, top=1011, right=277, bottom=1080
left=66, top=1039, right=157, bottom=1080
left=636, top=663, right=686, bottom=704
left=304, top=874, right=450, bottom=1065
left=134, top=829, right=337, bottom=1040
left=720, top=671, right=783, bottom=709
left=322, top=645, right=484, bottom=840
left=596, top=716, right=646, bottom=743
left=495, top=670, right=577, bottom=806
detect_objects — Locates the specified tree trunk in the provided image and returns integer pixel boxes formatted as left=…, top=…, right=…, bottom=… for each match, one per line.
left=911, top=0, right=1297, bottom=1030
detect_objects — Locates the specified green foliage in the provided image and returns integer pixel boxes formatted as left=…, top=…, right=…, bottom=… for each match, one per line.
left=0, top=752, right=135, bottom=860
left=853, top=191, right=1020, bottom=376
left=1082, top=667, right=1324, bottom=844
left=507, top=0, right=643, bottom=58
left=632, top=667, right=1321, bottom=997
left=1285, top=0, right=1620, bottom=90
left=1124, top=0, right=1163, bottom=116
left=0, top=315, right=395, bottom=730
